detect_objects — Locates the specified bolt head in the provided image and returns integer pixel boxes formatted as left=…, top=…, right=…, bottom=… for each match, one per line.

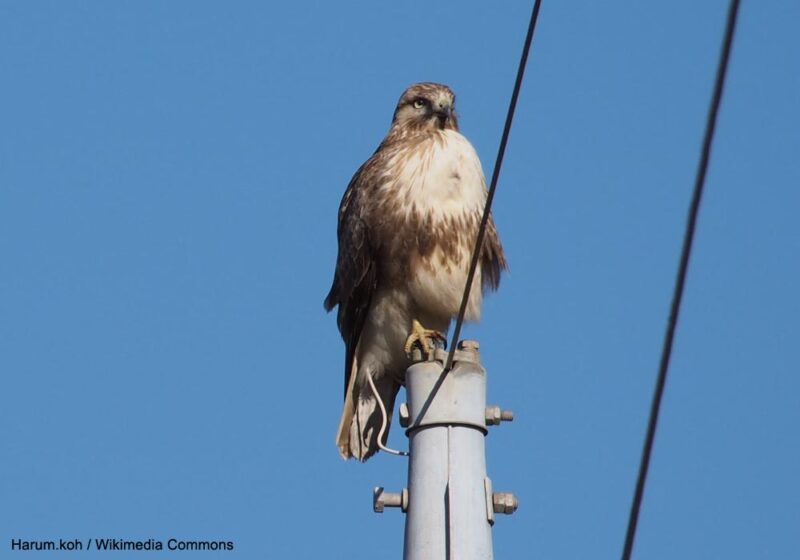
left=373, top=487, right=385, bottom=513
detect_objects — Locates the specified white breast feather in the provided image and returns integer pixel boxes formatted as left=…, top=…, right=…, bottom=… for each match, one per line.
left=386, top=129, right=487, bottom=322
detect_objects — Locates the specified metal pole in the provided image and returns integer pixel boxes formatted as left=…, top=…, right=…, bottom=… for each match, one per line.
left=374, top=340, right=517, bottom=559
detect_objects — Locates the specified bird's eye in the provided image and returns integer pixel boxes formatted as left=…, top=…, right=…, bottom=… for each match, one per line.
left=413, top=99, right=426, bottom=109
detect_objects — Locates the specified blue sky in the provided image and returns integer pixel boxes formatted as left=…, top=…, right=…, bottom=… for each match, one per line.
left=2, top=1, right=798, bottom=558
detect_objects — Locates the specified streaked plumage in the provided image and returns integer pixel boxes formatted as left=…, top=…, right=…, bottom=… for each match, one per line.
left=324, top=83, right=506, bottom=461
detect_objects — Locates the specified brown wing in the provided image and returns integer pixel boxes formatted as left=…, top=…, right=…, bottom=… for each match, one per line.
left=324, top=165, right=379, bottom=397
left=481, top=215, right=507, bottom=291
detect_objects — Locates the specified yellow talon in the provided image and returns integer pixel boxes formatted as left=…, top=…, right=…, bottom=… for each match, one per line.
left=404, top=319, right=447, bottom=359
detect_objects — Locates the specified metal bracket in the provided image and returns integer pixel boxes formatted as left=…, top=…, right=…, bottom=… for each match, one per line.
left=484, top=477, right=495, bottom=526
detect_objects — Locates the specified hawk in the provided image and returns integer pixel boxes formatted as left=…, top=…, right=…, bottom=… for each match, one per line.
left=324, top=82, right=506, bottom=461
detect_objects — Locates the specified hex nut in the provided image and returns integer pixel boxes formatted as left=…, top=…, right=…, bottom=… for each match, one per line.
left=486, top=405, right=515, bottom=426
left=492, top=492, right=519, bottom=515
left=399, top=403, right=410, bottom=428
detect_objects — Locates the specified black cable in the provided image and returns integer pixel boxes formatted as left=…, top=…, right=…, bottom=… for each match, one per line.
left=445, top=0, right=543, bottom=371
left=621, top=1, right=741, bottom=558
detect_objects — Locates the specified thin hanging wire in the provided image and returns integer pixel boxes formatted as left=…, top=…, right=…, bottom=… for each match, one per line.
left=621, top=1, right=741, bottom=558
left=445, top=0, right=543, bottom=372
left=366, top=369, right=408, bottom=457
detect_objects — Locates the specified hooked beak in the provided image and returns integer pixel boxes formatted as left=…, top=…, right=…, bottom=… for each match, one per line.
left=434, top=103, right=452, bottom=126
left=435, top=103, right=452, bottom=118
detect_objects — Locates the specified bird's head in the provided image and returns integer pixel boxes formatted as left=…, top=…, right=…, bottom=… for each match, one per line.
left=391, top=82, right=459, bottom=133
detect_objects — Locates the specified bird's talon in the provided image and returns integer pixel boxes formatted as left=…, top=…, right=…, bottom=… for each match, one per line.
left=404, top=319, right=446, bottom=360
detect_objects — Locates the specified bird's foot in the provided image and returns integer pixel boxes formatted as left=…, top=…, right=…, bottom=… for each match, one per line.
left=404, top=319, right=447, bottom=360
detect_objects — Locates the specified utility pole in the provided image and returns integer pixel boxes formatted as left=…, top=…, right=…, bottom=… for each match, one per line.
left=373, top=340, right=517, bottom=559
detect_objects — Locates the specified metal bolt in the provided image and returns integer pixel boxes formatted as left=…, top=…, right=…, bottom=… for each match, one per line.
left=458, top=340, right=480, bottom=351
left=399, top=403, right=410, bottom=428
left=492, top=492, right=519, bottom=515
left=485, top=405, right=515, bottom=426
left=373, top=487, right=408, bottom=513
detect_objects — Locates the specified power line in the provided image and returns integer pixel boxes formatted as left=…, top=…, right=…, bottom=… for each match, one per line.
left=621, top=1, right=741, bottom=558
left=445, top=0, right=543, bottom=372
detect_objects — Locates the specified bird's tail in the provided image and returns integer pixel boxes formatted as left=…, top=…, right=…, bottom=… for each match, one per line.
left=336, top=369, right=400, bottom=462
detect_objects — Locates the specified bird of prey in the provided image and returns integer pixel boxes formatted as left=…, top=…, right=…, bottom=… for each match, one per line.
left=324, top=82, right=506, bottom=461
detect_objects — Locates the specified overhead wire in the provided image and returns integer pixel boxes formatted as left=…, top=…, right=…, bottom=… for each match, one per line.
left=444, top=0, right=544, bottom=372
left=620, top=1, right=742, bottom=558
left=379, top=0, right=544, bottom=454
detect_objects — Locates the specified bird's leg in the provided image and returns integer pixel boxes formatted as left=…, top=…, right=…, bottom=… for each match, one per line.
left=404, top=319, right=447, bottom=360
